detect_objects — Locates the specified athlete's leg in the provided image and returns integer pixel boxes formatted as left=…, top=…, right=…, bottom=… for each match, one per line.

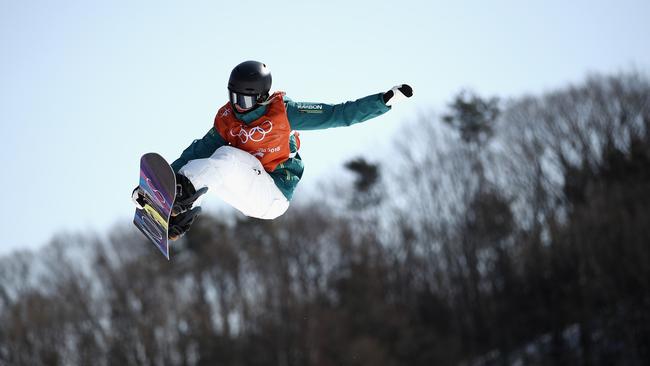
left=178, top=146, right=289, bottom=219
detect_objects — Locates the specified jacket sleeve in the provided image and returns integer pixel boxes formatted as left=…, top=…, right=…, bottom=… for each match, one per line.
left=286, top=93, right=391, bottom=131
left=170, top=127, right=226, bottom=172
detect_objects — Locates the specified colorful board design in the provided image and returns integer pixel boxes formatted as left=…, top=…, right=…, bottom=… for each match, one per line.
left=133, top=153, right=176, bottom=259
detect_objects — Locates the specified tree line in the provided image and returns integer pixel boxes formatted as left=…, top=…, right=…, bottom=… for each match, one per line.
left=1, top=72, right=649, bottom=365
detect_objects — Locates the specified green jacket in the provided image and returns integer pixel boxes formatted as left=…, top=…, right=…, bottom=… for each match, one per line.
left=171, top=92, right=391, bottom=200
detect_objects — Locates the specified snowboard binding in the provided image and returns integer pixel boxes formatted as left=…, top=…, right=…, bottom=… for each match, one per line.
left=167, top=173, right=208, bottom=240
left=172, top=173, right=208, bottom=216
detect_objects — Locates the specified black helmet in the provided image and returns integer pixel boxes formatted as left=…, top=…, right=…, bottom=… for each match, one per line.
left=228, top=61, right=272, bottom=112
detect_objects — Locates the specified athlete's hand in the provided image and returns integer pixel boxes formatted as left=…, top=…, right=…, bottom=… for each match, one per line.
left=383, top=84, right=413, bottom=106
left=132, top=186, right=145, bottom=210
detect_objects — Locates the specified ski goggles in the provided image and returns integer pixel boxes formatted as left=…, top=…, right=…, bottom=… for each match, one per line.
left=229, top=91, right=259, bottom=111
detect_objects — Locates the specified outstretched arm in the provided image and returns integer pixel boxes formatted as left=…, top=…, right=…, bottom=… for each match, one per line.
left=286, top=84, right=412, bottom=131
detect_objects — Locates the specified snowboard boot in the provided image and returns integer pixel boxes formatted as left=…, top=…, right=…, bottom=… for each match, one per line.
left=172, top=173, right=208, bottom=216
left=169, top=206, right=202, bottom=241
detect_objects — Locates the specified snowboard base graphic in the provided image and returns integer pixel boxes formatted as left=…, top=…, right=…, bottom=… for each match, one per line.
left=133, top=153, right=176, bottom=259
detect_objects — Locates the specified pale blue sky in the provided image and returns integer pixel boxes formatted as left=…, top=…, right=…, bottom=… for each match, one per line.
left=1, top=0, right=648, bottom=255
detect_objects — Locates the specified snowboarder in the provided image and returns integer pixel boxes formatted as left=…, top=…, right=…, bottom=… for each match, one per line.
left=133, top=60, right=413, bottom=240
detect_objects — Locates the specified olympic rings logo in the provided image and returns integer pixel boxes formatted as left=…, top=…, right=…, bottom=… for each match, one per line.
left=230, top=120, right=273, bottom=144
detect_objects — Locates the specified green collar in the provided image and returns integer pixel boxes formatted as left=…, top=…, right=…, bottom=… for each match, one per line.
left=234, top=104, right=268, bottom=124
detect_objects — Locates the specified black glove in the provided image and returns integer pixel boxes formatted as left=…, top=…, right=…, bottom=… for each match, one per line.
left=131, top=174, right=207, bottom=213
left=168, top=206, right=202, bottom=241
left=383, top=84, right=413, bottom=106
left=132, top=186, right=146, bottom=209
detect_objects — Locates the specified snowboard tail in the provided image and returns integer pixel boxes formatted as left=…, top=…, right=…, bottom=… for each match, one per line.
left=133, top=153, right=176, bottom=259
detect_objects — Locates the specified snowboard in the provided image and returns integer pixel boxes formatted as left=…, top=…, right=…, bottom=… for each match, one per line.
left=133, top=153, right=176, bottom=259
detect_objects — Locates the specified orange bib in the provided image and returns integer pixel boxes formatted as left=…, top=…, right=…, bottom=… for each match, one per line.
left=214, top=91, right=297, bottom=172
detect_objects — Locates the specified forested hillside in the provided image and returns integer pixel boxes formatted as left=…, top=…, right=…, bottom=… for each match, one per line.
left=1, top=73, right=648, bottom=366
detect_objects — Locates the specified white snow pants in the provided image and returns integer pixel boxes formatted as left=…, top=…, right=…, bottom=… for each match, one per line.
left=178, top=146, right=290, bottom=219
